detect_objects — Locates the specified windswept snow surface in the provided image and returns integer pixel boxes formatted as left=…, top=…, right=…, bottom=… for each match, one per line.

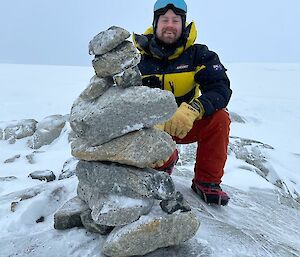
left=0, top=63, right=300, bottom=257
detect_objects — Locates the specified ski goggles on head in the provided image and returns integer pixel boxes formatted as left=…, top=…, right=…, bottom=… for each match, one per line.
left=154, top=0, right=187, bottom=14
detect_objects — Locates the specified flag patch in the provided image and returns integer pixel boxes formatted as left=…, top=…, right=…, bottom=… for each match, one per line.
left=213, top=64, right=223, bottom=71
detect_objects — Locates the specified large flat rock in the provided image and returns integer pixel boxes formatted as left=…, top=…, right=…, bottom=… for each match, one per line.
left=71, top=128, right=176, bottom=168
left=76, top=161, right=176, bottom=201
left=70, top=86, right=177, bottom=145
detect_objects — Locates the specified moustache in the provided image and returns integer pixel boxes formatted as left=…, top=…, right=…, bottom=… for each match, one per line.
left=162, top=28, right=177, bottom=34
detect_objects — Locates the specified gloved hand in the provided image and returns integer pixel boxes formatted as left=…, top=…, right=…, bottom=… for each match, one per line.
left=153, top=123, right=165, bottom=131
left=150, top=158, right=168, bottom=169
left=165, top=102, right=202, bottom=139
left=150, top=149, right=179, bottom=175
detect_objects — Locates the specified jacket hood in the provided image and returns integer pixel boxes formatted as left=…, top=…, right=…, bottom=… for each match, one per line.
left=133, top=21, right=197, bottom=60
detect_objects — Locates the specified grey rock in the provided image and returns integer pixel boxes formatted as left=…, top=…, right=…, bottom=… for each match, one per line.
left=92, top=41, right=140, bottom=77
left=20, top=190, right=42, bottom=200
left=36, top=216, right=45, bottom=223
left=68, top=129, right=77, bottom=143
left=229, top=136, right=300, bottom=199
left=76, top=161, right=175, bottom=200
left=10, top=201, right=18, bottom=212
left=0, top=183, right=45, bottom=204
left=0, top=176, right=17, bottom=181
left=28, top=170, right=56, bottom=182
left=160, top=191, right=191, bottom=214
left=11, top=185, right=64, bottom=213
left=229, top=136, right=274, bottom=178
left=8, top=137, right=16, bottom=144
left=177, top=137, right=277, bottom=182
left=151, top=172, right=177, bottom=200
left=27, top=115, right=67, bottom=149
left=77, top=182, right=107, bottom=211
left=58, top=157, right=78, bottom=180
left=25, top=153, right=35, bottom=164
left=4, top=154, right=21, bottom=163
left=70, top=86, right=177, bottom=145
left=113, top=66, right=142, bottom=88
left=25, top=150, right=45, bottom=164
left=54, top=196, right=89, bottom=230
left=102, top=211, right=200, bottom=257
left=71, top=128, right=176, bottom=168
left=2, top=119, right=37, bottom=141
left=229, top=111, right=246, bottom=123
left=80, top=209, right=113, bottom=235
left=136, top=240, right=212, bottom=257
left=88, top=26, right=131, bottom=56
left=79, top=75, right=114, bottom=101
left=90, top=194, right=154, bottom=226
left=8, top=187, right=44, bottom=206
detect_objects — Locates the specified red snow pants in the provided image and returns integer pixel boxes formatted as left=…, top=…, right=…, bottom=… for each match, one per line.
left=173, top=109, right=231, bottom=184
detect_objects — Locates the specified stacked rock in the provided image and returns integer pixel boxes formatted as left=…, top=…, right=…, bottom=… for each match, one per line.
left=54, top=26, right=200, bottom=257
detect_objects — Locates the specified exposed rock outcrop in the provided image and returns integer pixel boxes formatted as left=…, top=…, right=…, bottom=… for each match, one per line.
left=0, top=119, right=37, bottom=142
left=27, top=115, right=67, bottom=149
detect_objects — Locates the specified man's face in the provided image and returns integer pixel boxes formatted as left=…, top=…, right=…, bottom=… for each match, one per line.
left=156, top=9, right=183, bottom=44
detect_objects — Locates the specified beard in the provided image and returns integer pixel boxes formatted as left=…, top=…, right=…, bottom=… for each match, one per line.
left=158, top=28, right=181, bottom=44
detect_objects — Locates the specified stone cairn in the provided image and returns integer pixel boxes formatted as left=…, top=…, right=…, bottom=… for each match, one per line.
left=53, top=26, right=200, bottom=257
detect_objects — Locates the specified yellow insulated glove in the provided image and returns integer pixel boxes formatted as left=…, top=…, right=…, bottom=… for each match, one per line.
left=165, top=102, right=203, bottom=139
left=153, top=123, right=165, bottom=131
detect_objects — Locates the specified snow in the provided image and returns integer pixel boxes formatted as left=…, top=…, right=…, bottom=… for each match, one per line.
left=0, top=64, right=94, bottom=121
left=100, top=195, right=148, bottom=214
left=121, top=123, right=144, bottom=134
left=227, top=63, right=300, bottom=153
left=0, top=63, right=300, bottom=256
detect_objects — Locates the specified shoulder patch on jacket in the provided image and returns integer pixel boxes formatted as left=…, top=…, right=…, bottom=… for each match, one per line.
left=212, top=64, right=223, bottom=71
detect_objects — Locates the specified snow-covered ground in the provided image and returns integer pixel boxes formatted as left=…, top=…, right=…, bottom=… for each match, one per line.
left=0, top=63, right=300, bottom=257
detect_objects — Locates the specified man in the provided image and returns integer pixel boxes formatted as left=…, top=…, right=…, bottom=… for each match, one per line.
left=133, top=0, right=232, bottom=206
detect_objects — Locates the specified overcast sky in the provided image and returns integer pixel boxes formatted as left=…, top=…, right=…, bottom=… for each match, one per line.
left=1, top=0, right=299, bottom=66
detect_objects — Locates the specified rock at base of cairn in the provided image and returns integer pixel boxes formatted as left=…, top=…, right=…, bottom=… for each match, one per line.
left=54, top=196, right=88, bottom=230
left=90, top=195, right=154, bottom=227
left=80, top=209, right=113, bottom=235
left=160, top=191, right=191, bottom=214
left=102, top=211, right=200, bottom=257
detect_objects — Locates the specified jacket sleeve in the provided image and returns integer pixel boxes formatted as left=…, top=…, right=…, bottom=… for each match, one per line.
left=193, top=45, right=232, bottom=117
